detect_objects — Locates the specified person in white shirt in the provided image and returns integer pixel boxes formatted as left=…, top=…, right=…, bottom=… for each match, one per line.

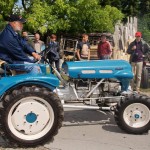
left=32, top=33, right=45, bottom=53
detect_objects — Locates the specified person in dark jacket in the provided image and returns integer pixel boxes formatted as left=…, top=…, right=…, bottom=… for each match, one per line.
left=127, top=31, right=150, bottom=92
left=0, top=14, right=41, bottom=74
left=47, top=34, right=60, bottom=72
left=22, top=31, right=33, bottom=48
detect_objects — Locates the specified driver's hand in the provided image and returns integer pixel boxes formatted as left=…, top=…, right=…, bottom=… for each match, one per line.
left=32, top=52, right=41, bottom=60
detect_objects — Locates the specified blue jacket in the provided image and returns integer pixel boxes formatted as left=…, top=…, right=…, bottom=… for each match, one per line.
left=0, top=24, right=35, bottom=64
left=47, top=41, right=60, bottom=61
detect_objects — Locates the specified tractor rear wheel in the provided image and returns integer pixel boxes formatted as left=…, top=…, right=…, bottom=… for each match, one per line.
left=114, top=94, right=150, bottom=134
left=0, top=85, right=64, bottom=147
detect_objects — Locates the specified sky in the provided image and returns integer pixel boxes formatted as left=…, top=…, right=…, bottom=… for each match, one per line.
left=16, top=0, right=22, bottom=6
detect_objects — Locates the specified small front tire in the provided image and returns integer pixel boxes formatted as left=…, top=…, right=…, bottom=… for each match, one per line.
left=114, top=94, right=150, bottom=134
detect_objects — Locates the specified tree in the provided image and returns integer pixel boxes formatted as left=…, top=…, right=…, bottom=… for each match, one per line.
left=23, top=0, right=77, bottom=34
left=139, top=0, right=150, bottom=15
left=137, top=1, right=150, bottom=43
left=99, top=0, right=121, bottom=9
left=99, top=0, right=140, bottom=17
left=138, top=13, right=150, bottom=43
left=0, top=0, right=19, bottom=31
left=0, top=0, right=18, bottom=15
left=23, top=0, right=123, bottom=34
left=0, top=0, right=124, bottom=35
left=121, top=0, right=140, bottom=16
left=0, top=0, right=16, bottom=30
left=70, top=1, right=123, bottom=33
left=0, top=15, right=6, bottom=31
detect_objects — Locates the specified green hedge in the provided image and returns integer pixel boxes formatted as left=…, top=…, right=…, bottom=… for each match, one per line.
left=138, top=14, right=150, bottom=44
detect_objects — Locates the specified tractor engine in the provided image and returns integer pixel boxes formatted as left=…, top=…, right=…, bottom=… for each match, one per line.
left=74, top=78, right=121, bottom=98
left=58, top=78, right=121, bottom=105
left=58, top=60, right=133, bottom=105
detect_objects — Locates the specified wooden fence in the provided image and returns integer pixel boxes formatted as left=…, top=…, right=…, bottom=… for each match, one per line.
left=112, top=17, right=137, bottom=61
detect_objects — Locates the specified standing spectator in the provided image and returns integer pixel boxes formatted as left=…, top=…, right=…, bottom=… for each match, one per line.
left=47, top=34, right=60, bottom=72
left=32, top=33, right=45, bottom=53
left=97, top=34, right=112, bottom=60
left=127, top=31, right=150, bottom=92
left=0, top=14, right=41, bottom=74
left=22, top=31, right=33, bottom=47
left=76, top=34, right=90, bottom=60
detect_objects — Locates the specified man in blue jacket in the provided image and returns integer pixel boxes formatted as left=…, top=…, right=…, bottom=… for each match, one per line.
left=0, top=14, right=41, bottom=74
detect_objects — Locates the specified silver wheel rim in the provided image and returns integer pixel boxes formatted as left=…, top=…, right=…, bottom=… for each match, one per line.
left=123, top=103, right=150, bottom=128
left=8, top=96, right=54, bottom=141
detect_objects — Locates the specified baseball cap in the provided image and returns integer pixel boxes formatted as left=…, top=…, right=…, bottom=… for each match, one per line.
left=8, top=14, right=26, bottom=23
left=135, top=32, right=142, bottom=37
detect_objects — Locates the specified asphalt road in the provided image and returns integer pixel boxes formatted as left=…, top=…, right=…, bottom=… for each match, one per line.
left=0, top=105, right=150, bottom=150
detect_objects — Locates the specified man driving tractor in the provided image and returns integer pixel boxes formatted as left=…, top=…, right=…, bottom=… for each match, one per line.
left=0, top=14, right=41, bottom=74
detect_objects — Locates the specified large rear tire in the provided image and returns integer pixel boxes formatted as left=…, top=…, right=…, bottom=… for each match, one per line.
left=114, top=94, right=150, bottom=134
left=0, top=85, right=64, bottom=147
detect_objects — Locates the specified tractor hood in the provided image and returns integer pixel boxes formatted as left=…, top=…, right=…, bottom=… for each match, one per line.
left=63, top=60, right=133, bottom=79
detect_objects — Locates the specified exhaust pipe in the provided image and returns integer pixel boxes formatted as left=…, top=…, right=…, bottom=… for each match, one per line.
left=52, top=66, right=67, bottom=86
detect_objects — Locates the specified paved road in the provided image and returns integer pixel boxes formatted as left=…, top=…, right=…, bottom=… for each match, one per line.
left=0, top=105, right=150, bottom=150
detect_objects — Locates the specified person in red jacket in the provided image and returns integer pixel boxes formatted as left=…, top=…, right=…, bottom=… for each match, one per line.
left=97, top=34, right=112, bottom=60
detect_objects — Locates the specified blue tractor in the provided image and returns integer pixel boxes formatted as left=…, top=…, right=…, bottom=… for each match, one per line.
left=0, top=57, right=150, bottom=147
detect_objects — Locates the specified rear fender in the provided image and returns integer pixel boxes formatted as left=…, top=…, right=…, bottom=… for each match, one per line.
left=0, top=74, right=59, bottom=97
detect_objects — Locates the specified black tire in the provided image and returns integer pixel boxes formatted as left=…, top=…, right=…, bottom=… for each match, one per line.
left=141, top=67, right=149, bottom=89
left=0, top=85, right=64, bottom=147
left=114, top=94, right=150, bottom=134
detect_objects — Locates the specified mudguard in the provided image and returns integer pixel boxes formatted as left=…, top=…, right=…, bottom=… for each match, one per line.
left=0, top=73, right=59, bottom=96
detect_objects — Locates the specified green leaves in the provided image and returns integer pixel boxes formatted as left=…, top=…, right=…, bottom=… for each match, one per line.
left=0, top=0, right=18, bottom=31
left=0, top=0, right=124, bottom=34
left=0, top=0, right=18, bottom=15
left=138, top=13, right=150, bottom=43
left=24, top=0, right=75, bottom=34
left=0, top=14, right=6, bottom=31
left=69, top=1, right=124, bottom=33
left=139, top=0, right=150, bottom=15
left=25, top=1, right=51, bottom=34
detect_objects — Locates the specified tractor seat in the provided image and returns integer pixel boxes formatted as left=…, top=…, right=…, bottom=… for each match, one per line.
left=0, top=59, right=26, bottom=76
left=0, top=59, right=14, bottom=76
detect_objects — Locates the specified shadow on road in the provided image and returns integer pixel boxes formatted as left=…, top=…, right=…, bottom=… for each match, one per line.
left=63, top=109, right=114, bottom=125
left=63, top=109, right=128, bottom=134
left=0, top=109, right=126, bottom=148
left=102, top=124, right=125, bottom=134
left=63, top=109, right=125, bottom=134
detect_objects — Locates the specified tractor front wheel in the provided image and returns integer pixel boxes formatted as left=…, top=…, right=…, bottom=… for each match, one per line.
left=114, top=94, right=150, bottom=134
